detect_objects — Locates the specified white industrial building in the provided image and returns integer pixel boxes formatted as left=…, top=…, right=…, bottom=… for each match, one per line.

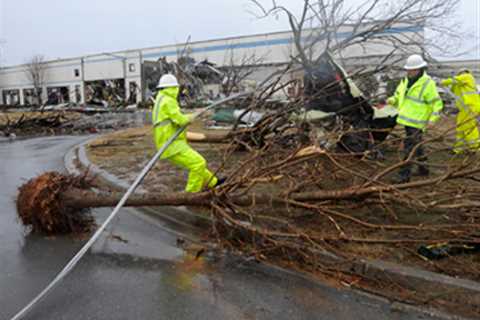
left=0, top=24, right=426, bottom=106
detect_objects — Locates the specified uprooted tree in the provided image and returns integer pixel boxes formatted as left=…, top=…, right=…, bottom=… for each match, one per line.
left=16, top=0, right=474, bottom=253
left=15, top=114, right=480, bottom=315
left=14, top=0, right=480, bottom=315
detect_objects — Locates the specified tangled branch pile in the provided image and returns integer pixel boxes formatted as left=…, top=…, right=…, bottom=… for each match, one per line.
left=0, top=112, right=80, bottom=136
left=13, top=96, right=480, bottom=314
left=207, top=117, right=480, bottom=281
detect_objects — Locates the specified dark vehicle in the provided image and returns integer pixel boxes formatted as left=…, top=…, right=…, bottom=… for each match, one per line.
left=304, top=52, right=397, bottom=153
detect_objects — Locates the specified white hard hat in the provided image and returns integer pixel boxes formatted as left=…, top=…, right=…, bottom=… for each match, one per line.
left=157, top=74, right=179, bottom=88
left=404, top=54, right=427, bottom=70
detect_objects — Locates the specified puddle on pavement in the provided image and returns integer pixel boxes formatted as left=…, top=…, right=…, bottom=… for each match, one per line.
left=164, top=247, right=214, bottom=292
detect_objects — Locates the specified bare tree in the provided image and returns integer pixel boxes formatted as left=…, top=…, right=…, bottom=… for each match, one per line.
left=25, top=55, right=46, bottom=106
left=249, top=0, right=461, bottom=71
left=221, top=50, right=267, bottom=96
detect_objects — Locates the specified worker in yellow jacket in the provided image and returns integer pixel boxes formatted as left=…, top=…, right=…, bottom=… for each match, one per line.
left=152, top=74, right=223, bottom=192
left=387, top=55, right=443, bottom=183
left=441, top=69, right=480, bottom=153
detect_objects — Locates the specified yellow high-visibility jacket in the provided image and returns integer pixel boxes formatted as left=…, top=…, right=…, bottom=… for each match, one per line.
left=152, top=87, right=192, bottom=159
left=441, top=73, right=480, bottom=114
left=388, top=73, right=443, bottom=130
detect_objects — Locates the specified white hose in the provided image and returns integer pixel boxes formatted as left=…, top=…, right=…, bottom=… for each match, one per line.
left=9, top=91, right=251, bottom=320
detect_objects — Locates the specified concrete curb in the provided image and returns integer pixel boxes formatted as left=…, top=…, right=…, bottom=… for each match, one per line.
left=64, top=138, right=210, bottom=243
left=64, top=138, right=132, bottom=191
left=64, top=137, right=479, bottom=320
left=238, top=256, right=475, bottom=320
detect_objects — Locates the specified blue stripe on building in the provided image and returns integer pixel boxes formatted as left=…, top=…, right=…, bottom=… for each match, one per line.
left=0, top=26, right=423, bottom=84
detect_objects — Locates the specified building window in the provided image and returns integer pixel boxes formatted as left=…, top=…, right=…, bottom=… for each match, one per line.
left=74, top=69, right=80, bottom=77
left=2, top=89, right=21, bottom=106
left=129, top=63, right=136, bottom=72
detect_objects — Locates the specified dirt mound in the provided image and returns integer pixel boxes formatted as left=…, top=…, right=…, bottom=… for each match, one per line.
left=17, top=172, right=94, bottom=234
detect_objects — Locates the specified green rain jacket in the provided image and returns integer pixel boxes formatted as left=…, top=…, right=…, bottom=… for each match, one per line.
left=441, top=72, right=480, bottom=114
left=152, top=87, right=192, bottom=159
left=388, top=73, right=443, bottom=130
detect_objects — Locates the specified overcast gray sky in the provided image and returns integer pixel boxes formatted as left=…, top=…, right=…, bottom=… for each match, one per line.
left=0, top=0, right=478, bottom=66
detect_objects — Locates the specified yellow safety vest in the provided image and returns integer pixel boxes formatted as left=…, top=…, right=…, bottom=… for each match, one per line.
left=151, top=87, right=191, bottom=159
left=442, top=73, right=480, bottom=114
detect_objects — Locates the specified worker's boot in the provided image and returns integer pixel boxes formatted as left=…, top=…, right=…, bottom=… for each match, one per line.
left=392, top=165, right=411, bottom=184
left=391, top=174, right=410, bottom=184
left=412, top=166, right=429, bottom=177
left=215, top=177, right=227, bottom=187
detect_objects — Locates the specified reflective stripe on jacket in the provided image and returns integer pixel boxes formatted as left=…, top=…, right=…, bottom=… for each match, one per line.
left=151, top=87, right=191, bottom=159
left=388, top=73, right=443, bottom=130
left=441, top=73, right=480, bottom=114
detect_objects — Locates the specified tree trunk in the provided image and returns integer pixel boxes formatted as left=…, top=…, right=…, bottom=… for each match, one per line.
left=187, top=131, right=230, bottom=143
left=61, top=188, right=213, bottom=209
left=60, top=166, right=480, bottom=210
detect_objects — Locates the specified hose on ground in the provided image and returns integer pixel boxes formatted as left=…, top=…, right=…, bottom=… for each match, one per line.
left=9, top=91, right=251, bottom=320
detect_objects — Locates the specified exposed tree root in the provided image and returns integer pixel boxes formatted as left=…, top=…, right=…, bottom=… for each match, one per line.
left=16, top=172, right=95, bottom=234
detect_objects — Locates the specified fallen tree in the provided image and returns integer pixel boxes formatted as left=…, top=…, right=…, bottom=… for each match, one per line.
left=17, top=134, right=480, bottom=239
left=14, top=1, right=480, bottom=316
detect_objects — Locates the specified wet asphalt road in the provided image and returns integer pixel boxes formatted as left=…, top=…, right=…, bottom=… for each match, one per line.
left=0, top=136, right=444, bottom=320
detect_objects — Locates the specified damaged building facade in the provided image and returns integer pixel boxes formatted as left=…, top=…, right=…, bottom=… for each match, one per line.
left=0, top=24, right=428, bottom=106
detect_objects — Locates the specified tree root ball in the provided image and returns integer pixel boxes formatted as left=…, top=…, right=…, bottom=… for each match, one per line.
left=16, top=172, right=95, bottom=234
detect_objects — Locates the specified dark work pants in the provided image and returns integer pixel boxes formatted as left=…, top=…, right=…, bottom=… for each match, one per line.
left=400, top=126, right=428, bottom=179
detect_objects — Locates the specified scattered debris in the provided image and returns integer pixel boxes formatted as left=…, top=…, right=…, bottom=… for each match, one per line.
left=176, top=237, right=186, bottom=247
left=418, top=243, right=480, bottom=260
left=0, top=111, right=76, bottom=136
left=194, top=248, right=206, bottom=260
left=109, top=234, right=129, bottom=244
left=85, top=79, right=126, bottom=108
left=304, top=52, right=397, bottom=153
left=0, top=110, right=148, bottom=136
left=210, top=108, right=264, bottom=127
left=144, top=51, right=258, bottom=107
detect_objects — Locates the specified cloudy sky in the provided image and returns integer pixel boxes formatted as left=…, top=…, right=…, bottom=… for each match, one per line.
left=0, top=0, right=478, bottom=66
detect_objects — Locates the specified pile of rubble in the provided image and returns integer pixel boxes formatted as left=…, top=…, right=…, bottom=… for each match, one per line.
left=144, top=55, right=256, bottom=107
left=85, top=80, right=129, bottom=109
